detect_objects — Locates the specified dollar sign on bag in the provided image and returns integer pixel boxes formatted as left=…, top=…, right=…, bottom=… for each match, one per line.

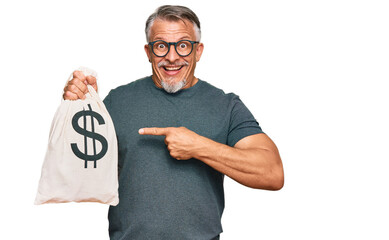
left=71, top=104, right=108, bottom=168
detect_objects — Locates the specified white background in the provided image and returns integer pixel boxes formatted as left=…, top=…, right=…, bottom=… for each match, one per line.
left=1, top=0, right=388, bottom=239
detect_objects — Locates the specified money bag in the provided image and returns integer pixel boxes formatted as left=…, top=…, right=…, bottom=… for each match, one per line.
left=35, top=68, right=119, bottom=206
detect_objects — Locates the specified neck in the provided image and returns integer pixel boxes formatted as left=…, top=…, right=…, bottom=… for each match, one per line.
left=152, top=75, right=198, bottom=89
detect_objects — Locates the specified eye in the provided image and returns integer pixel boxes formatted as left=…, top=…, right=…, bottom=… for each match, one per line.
left=157, top=44, right=166, bottom=49
left=179, top=43, right=187, bottom=49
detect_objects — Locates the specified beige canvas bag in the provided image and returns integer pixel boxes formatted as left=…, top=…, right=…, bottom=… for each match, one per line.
left=35, top=68, right=119, bottom=205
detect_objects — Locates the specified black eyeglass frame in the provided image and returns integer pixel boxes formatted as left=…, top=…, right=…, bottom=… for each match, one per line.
left=148, top=40, right=200, bottom=57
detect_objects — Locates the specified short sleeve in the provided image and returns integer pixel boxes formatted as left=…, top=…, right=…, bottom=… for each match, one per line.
left=227, top=96, right=264, bottom=147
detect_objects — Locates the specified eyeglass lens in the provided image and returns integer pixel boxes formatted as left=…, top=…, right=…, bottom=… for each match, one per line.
left=152, top=41, right=193, bottom=57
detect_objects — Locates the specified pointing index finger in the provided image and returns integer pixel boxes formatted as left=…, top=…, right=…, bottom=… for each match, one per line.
left=139, top=127, right=170, bottom=136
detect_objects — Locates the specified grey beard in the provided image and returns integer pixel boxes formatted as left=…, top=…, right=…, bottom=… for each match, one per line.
left=161, top=78, right=187, bottom=93
left=157, top=60, right=189, bottom=93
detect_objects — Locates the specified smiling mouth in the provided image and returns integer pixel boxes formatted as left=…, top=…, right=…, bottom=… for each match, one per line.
left=163, top=66, right=184, bottom=71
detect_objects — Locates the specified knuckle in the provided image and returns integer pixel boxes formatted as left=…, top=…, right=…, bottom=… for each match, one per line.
left=170, top=151, right=177, bottom=158
left=73, top=71, right=80, bottom=79
left=74, top=71, right=86, bottom=80
left=69, top=84, right=78, bottom=92
left=79, top=83, right=87, bottom=92
left=73, top=78, right=84, bottom=86
left=70, top=78, right=80, bottom=85
left=73, top=70, right=81, bottom=76
left=63, top=91, right=74, bottom=100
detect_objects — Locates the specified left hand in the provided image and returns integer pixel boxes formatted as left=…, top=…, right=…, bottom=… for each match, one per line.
left=139, top=127, right=202, bottom=160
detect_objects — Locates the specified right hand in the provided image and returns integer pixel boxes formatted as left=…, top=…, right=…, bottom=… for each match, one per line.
left=63, top=70, right=98, bottom=100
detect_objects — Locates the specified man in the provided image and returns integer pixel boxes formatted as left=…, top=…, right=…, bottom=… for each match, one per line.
left=64, top=5, right=283, bottom=240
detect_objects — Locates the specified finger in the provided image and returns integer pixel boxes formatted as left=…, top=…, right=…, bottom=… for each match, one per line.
left=86, top=75, right=98, bottom=92
left=63, top=90, right=79, bottom=100
left=139, top=127, right=170, bottom=136
left=86, top=75, right=97, bottom=85
left=64, top=78, right=86, bottom=97
left=73, top=70, right=86, bottom=82
left=69, top=78, right=88, bottom=94
left=66, top=84, right=86, bottom=100
left=169, top=151, right=181, bottom=160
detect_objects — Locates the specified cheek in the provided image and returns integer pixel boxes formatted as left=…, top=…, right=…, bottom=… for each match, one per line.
left=151, top=60, right=161, bottom=71
left=186, top=59, right=196, bottom=73
left=184, top=57, right=195, bottom=68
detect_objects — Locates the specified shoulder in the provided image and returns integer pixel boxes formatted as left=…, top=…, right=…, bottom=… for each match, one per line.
left=107, top=76, right=151, bottom=97
left=198, top=79, right=239, bottom=102
left=198, top=80, right=257, bottom=119
left=103, top=76, right=152, bottom=110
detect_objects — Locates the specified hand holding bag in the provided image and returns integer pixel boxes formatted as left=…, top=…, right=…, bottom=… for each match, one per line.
left=35, top=68, right=119, bottom=205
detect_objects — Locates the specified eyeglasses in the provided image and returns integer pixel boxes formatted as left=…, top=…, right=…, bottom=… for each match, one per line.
left=148, top=40, right=199, bottom=57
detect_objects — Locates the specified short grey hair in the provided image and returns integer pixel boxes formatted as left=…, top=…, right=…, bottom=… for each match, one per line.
left=145, top=5, right=201, bottom=42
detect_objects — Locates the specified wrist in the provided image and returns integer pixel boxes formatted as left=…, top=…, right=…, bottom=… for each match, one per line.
left=192, top=135, right=222, bottom=162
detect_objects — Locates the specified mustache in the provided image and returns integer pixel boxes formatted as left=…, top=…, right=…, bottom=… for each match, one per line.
left=157, top=61, right=189, bottom=68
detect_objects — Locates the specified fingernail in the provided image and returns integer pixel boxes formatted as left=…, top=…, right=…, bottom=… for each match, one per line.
left=138, top=129, right=144, bottom=134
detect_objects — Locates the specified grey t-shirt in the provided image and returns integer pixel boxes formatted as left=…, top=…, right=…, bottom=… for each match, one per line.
left=104, top=76, right=263, bottom=240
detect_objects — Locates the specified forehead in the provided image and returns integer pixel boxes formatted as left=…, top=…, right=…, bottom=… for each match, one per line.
left=149, top=19, right=196, bottom=41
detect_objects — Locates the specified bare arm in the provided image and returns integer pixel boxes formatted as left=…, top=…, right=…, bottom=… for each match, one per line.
left=139, top=127, right=284, bottom=190
left=194, top=132, right=284, bottom=190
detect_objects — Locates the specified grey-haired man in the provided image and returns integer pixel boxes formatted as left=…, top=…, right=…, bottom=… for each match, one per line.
left=64, top=5, right=284, bottom=240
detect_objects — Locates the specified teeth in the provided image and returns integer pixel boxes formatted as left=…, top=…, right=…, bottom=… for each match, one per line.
left=165, top=66, right=181, bottom=71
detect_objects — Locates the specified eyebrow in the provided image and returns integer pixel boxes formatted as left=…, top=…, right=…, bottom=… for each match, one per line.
left=152, top=35, right=193, bottom=42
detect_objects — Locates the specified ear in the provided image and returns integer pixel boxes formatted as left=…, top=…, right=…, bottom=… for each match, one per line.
left=195, top=43, right=204, bottom=62
left=144, top=44, right=151, bottom=62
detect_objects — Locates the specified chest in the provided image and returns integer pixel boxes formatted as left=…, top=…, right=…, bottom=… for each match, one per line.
left=111, top=95, right=231, bottom=152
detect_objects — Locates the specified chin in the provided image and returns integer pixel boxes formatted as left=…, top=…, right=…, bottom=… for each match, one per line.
left=161, top=78, right=187, bottom=93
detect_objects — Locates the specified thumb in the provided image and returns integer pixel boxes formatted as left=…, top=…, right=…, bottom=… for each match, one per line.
left=86, top=75, right=98, bottom=92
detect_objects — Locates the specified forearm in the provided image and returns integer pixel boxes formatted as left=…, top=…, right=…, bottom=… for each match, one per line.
left=194, top=135, right=284, bottom=190
left=139, top=126, right=284, bottom=189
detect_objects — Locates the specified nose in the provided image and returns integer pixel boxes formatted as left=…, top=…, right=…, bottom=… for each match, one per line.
left=165, top=44, right=180, bottom=63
